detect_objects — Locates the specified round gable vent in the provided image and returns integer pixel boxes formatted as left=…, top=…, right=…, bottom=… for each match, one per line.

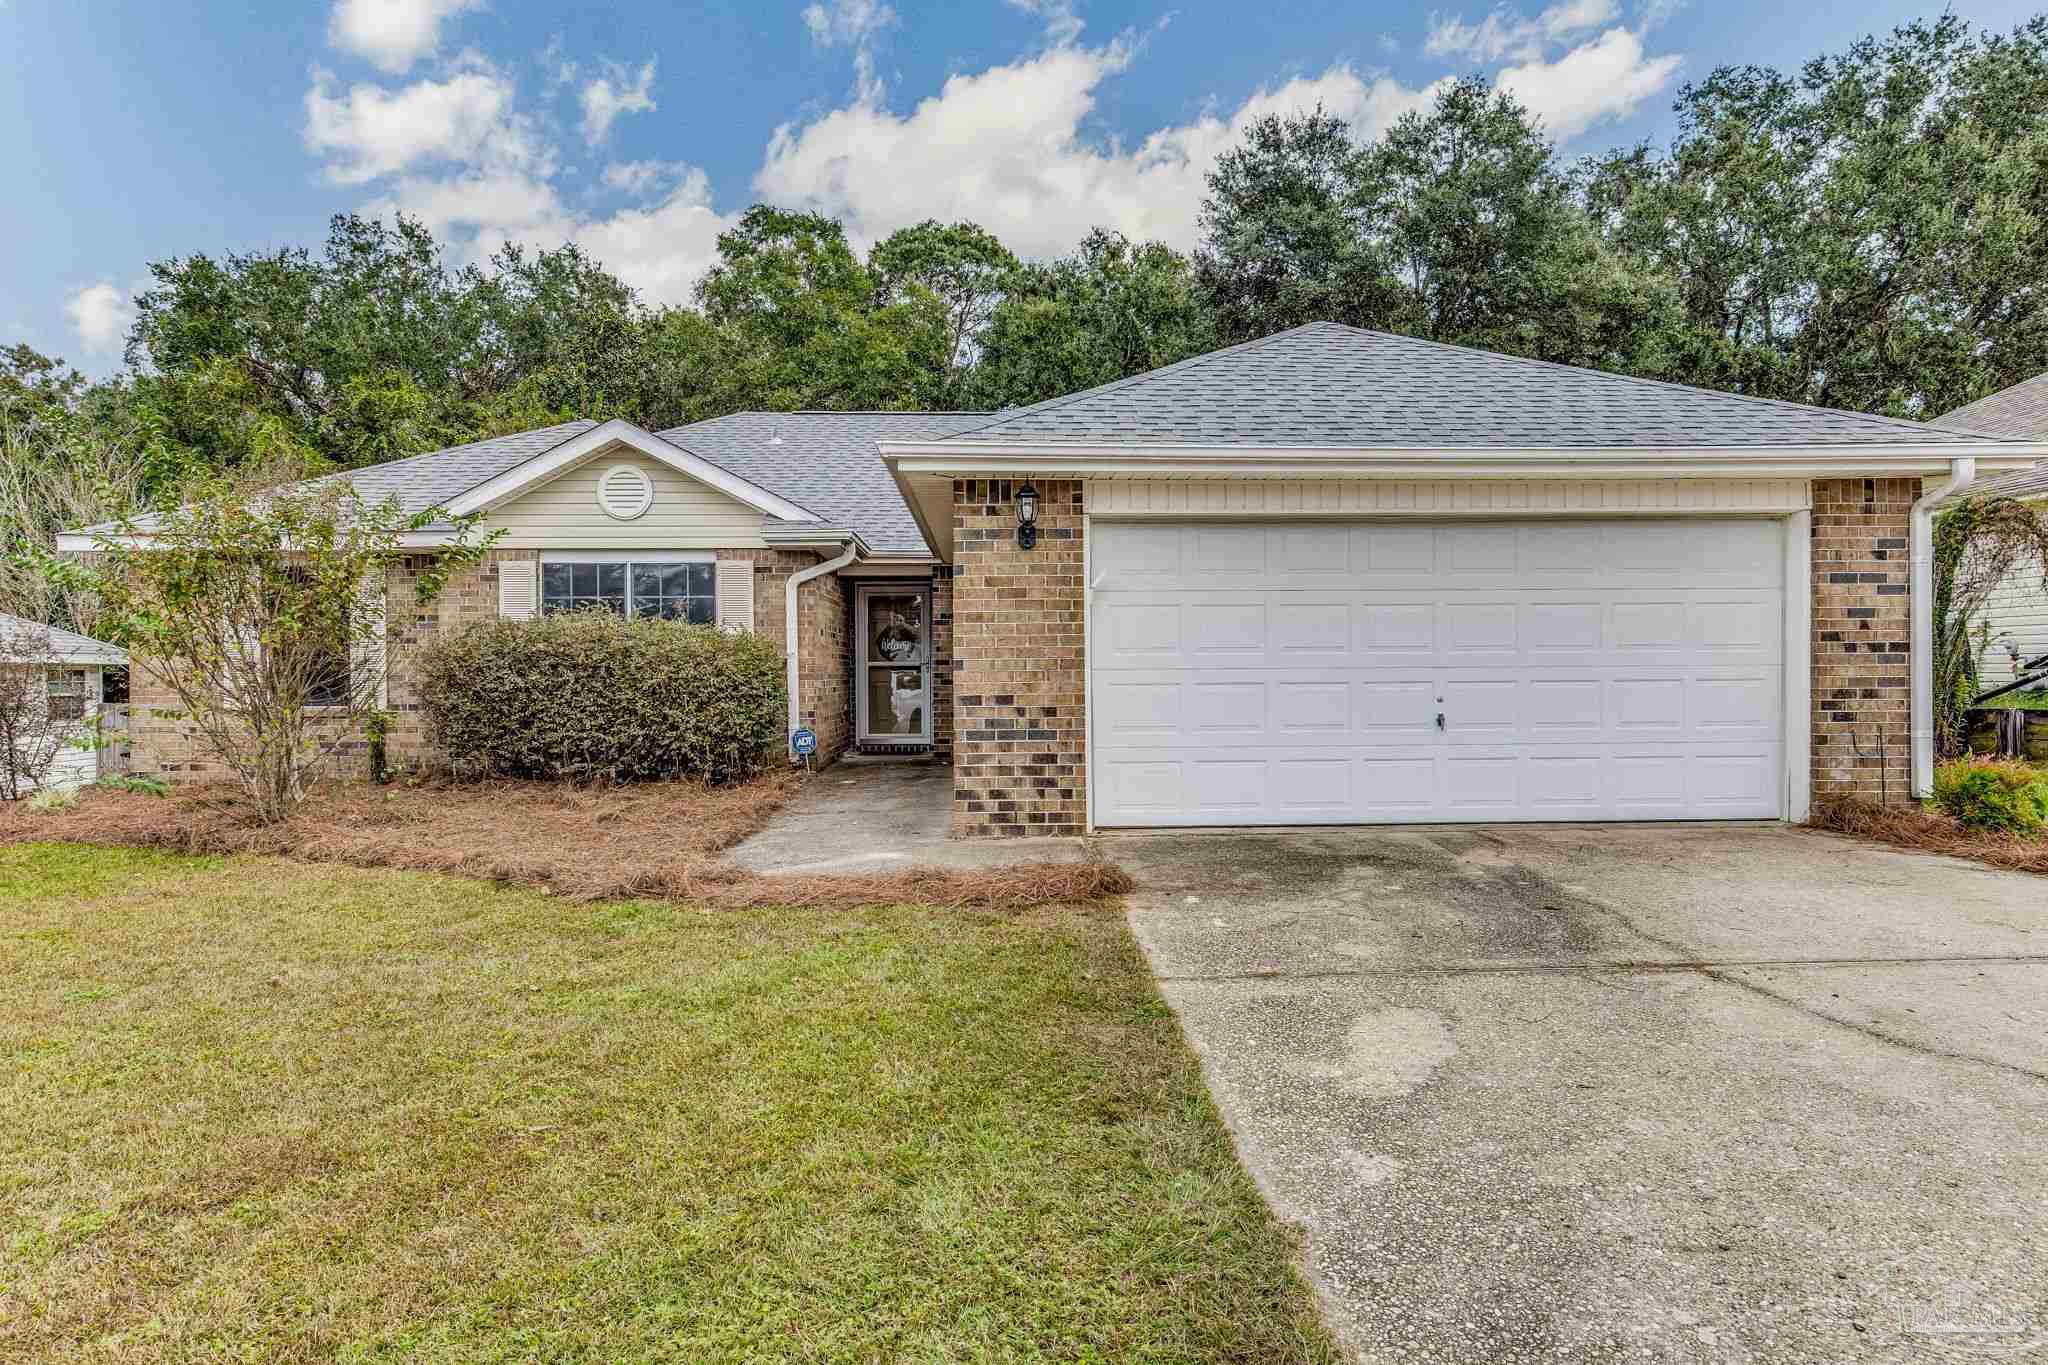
left=597, top=463, right=654, bottom=520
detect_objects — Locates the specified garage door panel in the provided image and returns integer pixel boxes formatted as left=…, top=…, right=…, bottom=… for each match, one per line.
left=1359, top=603, right=1435, bottom=655
left=1690, top=676, right=1776, bottom=734
left=1090, top=518, right=1787, bottom=826
left=1357, top=679, right=1439, bottom=735
left=1273, top=525, right=1354, bottom=575
left=1273, top=601, right=1351, bottom=656
left=1358, top=525, right=1436, bottom=575
left=1189, top=759, right=1267, bottom=815
left=1274, top=681, right=1350, bottom=735
left=1097, top=600, right=1183, bottom=663
left=1186, top=681, right=1266, bottom=739
left=1185, top=600, right=1267, bottom=659
left=1523, top=601, right=1606, bottom=654
left=1441, top=602, right=1519, bottom=656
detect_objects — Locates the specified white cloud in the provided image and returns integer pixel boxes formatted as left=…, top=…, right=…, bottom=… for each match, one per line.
left=802, top=0, right=896, bottom=48
left=602, top=159, right=686, bottom=196
left=1004, top=0, right=1084, bottom=47
left=1425, top=0, right=1618, bottom=63
left=756, top=40, right=1444, bottom=260
left=372, top=166, right=731, bottom=306
left=327, top=0, right=481, bottom=74
left=301, top=9, right=1679, bottom=313
left=1497, top=26, right=1679, bottom=138
left=65, top=282, right=134, bottom=357
left=579, top=59, right=657, bottom=145
left=305, top=62, right=537, bottom=184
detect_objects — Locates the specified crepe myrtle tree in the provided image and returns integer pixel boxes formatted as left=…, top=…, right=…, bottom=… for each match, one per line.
left=41, top=477, right=498, bottom=820
left=0, top=619, right=95, bottom=800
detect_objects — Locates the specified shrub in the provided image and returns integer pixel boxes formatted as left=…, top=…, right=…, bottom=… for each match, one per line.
left=1931, top=758, right=2048, bottom=835
left=414, top=613, right=786, bottom=784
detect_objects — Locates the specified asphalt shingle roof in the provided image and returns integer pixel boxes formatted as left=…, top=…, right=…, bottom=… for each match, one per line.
left=657, top=411, right=996, bottom=554
left=934, top=322, right=2018, bottom=449
left=334, top=419, right=600, bottom=516
left=1934, top=372, right=2048, bottom=500
left=0, top=612, right=126, bottom=665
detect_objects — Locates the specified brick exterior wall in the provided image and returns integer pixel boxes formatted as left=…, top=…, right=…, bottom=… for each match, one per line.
left=795, top=567, right=851, bottom=765
left=128, top=544, right=860, bottom=781
left=1811, top=477, right=1914, bottom=805
left=932, top=566, right=954, bottom=758
left=950, top=478, right=1087, bottom=835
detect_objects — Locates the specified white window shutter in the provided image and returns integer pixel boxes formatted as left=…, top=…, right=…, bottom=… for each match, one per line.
left=715, top=558, right=755, bottom=632
left=498, top=559, right=537, bottom=619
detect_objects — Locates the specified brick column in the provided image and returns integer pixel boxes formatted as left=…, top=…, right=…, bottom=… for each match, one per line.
left=951, top=478, right=1086, bottom=835
left=1811, top=478, right=1914, bottom=805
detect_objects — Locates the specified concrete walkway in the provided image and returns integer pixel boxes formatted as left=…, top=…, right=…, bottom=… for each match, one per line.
left=725, top=757, right=1092, bottom=872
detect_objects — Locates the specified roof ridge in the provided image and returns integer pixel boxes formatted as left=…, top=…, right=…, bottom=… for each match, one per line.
left=309, top=418, right=602, bottom=492
left=1318, top=322, right=2016, bottom=444
left=929, top=326, right=1315, bottom=441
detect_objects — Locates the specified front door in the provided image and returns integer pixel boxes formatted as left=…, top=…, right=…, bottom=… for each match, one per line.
left=856, top=583, right=933, bottom=746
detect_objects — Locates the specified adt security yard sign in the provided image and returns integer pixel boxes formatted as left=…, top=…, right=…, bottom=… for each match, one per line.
left=790, top=728, right=818, bottom=758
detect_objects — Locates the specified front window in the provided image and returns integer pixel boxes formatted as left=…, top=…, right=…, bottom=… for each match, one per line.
left=543, top=560, right=714, bottom=623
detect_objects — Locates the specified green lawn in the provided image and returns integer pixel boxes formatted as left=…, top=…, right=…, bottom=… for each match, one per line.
left=0, top=844, right=1337, bottom=1364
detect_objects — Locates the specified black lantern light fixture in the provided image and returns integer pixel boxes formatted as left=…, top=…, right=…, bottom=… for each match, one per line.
left=1015, top=481, right=1039, bottom=550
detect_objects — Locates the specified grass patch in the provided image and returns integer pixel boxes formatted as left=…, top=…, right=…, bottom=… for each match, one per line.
left=0, top=844, right=1335, bottom=1363
left=1811, top=796, right=2048, bottom=874
left=0, top=777, right=1132, bottom=910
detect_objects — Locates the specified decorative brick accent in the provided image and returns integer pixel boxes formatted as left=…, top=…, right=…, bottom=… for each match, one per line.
left=951, top=478, right=1086, bottom=835
left=1811, top=477, right=1913, bottom=805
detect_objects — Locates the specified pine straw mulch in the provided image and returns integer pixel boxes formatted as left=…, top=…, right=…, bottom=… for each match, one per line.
left=0, top=774, right=1135, bottom=910
left=1810, top=797, right=2048, bottom=876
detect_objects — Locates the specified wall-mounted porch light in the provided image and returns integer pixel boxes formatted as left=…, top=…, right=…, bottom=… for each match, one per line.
left=1015, top=482, right=1039, bottom=550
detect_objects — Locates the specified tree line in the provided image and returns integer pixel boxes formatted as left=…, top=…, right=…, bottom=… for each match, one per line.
left=9, top=13, right=2048, bottom=632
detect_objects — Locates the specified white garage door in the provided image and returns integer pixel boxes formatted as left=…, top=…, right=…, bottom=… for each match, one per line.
left=1089, top=519, right=1785, bottom=826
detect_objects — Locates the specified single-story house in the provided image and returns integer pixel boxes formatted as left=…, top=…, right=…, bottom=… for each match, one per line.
left=1931, top=372, right=2048, bottom=689
left=0, top=612, right=126, bottom=795
left=61, top=322, right=2048, bottom=832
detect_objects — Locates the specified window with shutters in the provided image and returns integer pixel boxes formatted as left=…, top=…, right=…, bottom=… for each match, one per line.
left=541, top=559, right=714, bottom=623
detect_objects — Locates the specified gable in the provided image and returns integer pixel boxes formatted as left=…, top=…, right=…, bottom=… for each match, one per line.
left=483, top=446, right=767, bottom=549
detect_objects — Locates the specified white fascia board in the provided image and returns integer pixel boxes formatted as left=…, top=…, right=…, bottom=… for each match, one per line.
left=880, top=441, right=2048, bottom=479
left=445, top=419, right=822, bottom=524
left=883, top=451, right=2047, bottom=481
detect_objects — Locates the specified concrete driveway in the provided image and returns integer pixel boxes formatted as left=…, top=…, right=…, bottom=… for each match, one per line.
left=1118, top=824, right=2048, bottom=1364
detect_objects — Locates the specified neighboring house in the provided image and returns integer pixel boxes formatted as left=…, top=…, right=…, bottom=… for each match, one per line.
left=60, top=323, right=2046, bottom=832
left=1931, top=372, right=2048, bottom=688
left=0, top=612, right=126, bottom=795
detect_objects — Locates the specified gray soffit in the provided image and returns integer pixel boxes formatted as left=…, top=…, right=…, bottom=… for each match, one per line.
left=931, top=322, right=2025, bottom=449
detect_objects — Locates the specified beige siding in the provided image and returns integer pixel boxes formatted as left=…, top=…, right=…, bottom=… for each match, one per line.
left=482, top=448, right=767, bottom=549
left=1978, top=547, right=2048, bottom=686
left=1085, top=477, right=1812, bottom=517
left=10, top=665, right=99, bottom=795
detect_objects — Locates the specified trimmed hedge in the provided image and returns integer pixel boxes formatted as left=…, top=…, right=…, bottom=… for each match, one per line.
left=1931, top=758, right=2048, bottom=835
left=414, top=613, right=786, bottom=784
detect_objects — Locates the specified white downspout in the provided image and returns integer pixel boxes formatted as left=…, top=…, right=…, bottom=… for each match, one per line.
left=1911, top=456, right=1977, bottom=798
left=785, top=542, right=859, bottom=758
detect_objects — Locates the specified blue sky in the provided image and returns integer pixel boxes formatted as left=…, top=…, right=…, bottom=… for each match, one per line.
left=3, top=0, right=2041, bottom=372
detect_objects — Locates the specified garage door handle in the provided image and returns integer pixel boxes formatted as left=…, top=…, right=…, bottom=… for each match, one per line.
left=1436, top=712, right=1445, bottom=730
